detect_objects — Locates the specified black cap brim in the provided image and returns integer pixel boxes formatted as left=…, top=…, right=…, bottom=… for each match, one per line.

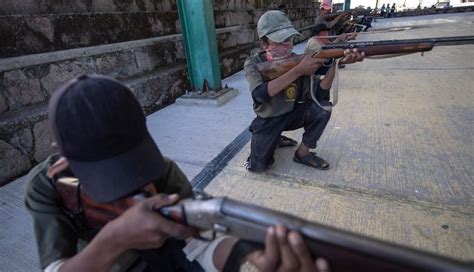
left=68, top=131, right=165, bottom=203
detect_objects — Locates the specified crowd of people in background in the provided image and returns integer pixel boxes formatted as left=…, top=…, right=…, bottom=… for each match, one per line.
left=380, top=3, right=397, bottom=18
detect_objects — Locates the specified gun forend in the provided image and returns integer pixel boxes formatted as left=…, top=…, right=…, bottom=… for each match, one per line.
left=159, top=196, right=472, bottom=272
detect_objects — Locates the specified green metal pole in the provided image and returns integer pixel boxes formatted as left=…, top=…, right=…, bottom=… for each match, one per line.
left=344, top=0, right=351, bottom=11
left=177, top=0, right=222, bottom=92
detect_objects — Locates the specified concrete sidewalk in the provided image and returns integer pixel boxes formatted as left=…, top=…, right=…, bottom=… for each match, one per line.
left=146, top=70, right=254, bottom=182
left=206, top=12, right=474, bottom=270
left=1, top=12, right=473, bottom=271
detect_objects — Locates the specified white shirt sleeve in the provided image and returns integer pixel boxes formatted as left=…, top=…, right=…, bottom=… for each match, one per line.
left=183, top=233, right=230, bottom=272
left=44, top=258, right=68, bottom=272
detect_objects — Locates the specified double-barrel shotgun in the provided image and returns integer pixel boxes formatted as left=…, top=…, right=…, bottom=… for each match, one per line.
left=57, top=177, right=473, bottom=272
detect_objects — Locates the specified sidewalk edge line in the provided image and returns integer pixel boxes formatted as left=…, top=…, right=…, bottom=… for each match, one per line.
left=192, top=128, right=251, bottom=190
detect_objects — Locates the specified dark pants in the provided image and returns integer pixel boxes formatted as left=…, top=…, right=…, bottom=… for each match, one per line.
left=248, top=101, right=331, bottom=172
left=138, top=239, right=203, bottom=272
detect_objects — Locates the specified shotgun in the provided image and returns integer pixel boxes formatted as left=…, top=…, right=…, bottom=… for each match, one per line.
left=158, top=191, right=472, bottom=272
left=257, top=36, right=474, bottom=81
left=57, top=179, right=472, bottom=272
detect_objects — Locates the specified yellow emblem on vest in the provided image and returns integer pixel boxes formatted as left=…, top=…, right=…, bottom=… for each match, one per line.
left=285, top=83, right=297, bottom=101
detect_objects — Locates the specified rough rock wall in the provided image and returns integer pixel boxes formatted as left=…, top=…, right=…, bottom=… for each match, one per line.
left=0, top=0, right=320, bottom=185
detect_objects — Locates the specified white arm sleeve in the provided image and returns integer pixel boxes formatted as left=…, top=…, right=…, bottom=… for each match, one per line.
left=44, top=258, right=68, bottom=272
left=183, top=233, right=230, bottom=272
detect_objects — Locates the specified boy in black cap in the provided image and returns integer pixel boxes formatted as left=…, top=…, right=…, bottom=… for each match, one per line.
left=244, top=10, right=364, bottom=172
left=25, top=74, right=201, bottom=271
left=25, top=74, right=329, bottom=271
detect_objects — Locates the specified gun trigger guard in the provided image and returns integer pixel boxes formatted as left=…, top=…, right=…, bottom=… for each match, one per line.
left=193, top=230, right=217, bottom=242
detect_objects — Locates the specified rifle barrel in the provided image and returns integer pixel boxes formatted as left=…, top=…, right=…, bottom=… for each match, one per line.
left=322, top=12, right=348, bottom=21
left=315, top=42, right=434, bottom=58
left=221, top=198, right=473, bottom=272
left=324, top=36, right=474, bottom=49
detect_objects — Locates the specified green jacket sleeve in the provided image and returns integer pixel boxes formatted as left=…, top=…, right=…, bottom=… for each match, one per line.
left=24, top=156, right=79, bottom=269
left=244, top=55, right=265, bottom=93
left=154, top=157, right=194, bottom=199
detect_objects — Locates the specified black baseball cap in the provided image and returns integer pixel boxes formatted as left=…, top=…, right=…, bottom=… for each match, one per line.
left=49, top=74, right=165, bottom=203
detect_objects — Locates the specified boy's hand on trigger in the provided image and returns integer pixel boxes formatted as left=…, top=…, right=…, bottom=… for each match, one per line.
left=107, top=194, right=197, bottom=251
left=294, top=54, right=328, bottom=76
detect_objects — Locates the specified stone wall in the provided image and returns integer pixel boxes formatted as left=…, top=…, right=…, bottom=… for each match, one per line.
left=0, top=12, right=181, bottom=58
left=0, top=0, right=321, bottom=185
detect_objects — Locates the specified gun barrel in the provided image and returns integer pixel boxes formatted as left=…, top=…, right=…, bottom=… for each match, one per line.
left=322, top=12, right=348, bottom=21
left=315, top=42, right=434, bottom=59
left=220, top=198, right=472, bottom=272
left=324, top=35, right=474, bottom=49
left=160, top=196, right=472, bottom=271
left=429, top=35, right=474, bottom=46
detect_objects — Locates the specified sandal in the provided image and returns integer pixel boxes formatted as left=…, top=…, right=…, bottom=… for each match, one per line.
left=278, top=135, right=298, bottom=148
left=293, top=152, right=330, bottom=170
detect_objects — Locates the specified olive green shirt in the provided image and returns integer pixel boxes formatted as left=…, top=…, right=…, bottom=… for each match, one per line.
left=244, top=51, right=318, bottom=118
left=25, top=154, right=193, bottom=269
left=244, top=51, right=296, bottom=118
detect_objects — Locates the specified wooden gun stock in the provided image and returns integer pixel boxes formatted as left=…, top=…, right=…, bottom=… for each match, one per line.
left=256, top=42, right=433, bottom=81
